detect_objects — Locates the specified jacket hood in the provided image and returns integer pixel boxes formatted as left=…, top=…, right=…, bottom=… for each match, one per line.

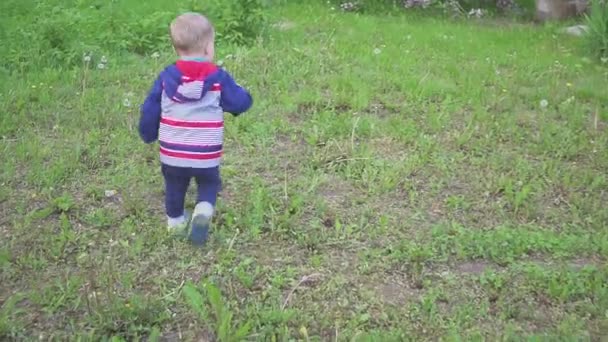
left=161, top=60, right=219, bottom=103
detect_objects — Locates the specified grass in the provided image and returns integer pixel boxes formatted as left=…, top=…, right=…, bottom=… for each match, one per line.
left=1, top=2, right=608, bottom=341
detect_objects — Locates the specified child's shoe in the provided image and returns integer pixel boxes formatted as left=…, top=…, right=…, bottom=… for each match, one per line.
left=167, top=210, right=191, bottom=238
left=190, top=202, right=213, bottom=246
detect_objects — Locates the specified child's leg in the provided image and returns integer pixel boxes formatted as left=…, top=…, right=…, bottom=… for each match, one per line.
left=196, top=169, right=220, bottom=206
left=162, top=165, right=191, bottom=231
left=190, top=167, right=221, bottom=245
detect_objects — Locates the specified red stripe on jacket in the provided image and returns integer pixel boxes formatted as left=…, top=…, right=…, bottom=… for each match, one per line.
left=160, top=118, right=224, bottom=128
left=160, top=147, right=223, bottom=160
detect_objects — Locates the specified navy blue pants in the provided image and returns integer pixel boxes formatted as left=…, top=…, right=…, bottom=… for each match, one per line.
left=161, top=164, right=221, bottom=218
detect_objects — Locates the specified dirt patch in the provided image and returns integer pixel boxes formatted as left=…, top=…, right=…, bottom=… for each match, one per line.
left=366, top=137, right=408, bottom=161
left=271, top=134, right=308, bottom=157
left=376, top=281, right=420, bottom=306
left=528, top=182, right=578, bottom=226
left=295, top=101, right=321, bottom=115
left=365, top=100, right=400, bottom=118
left=455, top=261, right=492, bottom=275
left=249, top=241, right=309, bottom=268
left=568, top=258, right=598, bottom=270
left=290, top=96, right=341, bottom=121
left=331, top=102, right=352, bottom=113
left=286, top=102, right=318, bottom=123
left=515, top=110, right=540, bottom=131
left=318, top=176, right=358, bottom=202
left=324, top=249, right=359, bottom=272
left=525, top=257, right=601, bottom=272
left=418, top=169, right=507, bottom=229
left=317, top=175, right=365, bottom=215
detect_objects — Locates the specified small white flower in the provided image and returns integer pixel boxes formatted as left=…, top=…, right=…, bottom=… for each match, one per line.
left=97, top=63, right=105, bottom=69
left=540, top=99, right=548, bottom=108
left=123, top=98, right=131, bottom=107
left=468, top=8, right=483, bottom=18
left=83, top=55, right=91, bottom=63
left=373, top=48, right=381, bottom=55
left=100, top=55, right=108, bottom=64
left=601, top=57, right=608, bottom=63
left=151, top=52, right=160, bottom=59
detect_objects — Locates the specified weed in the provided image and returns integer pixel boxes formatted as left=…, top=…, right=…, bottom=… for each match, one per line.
left=52, top=193, right=76, bottom=213
left=83, top=208, right=119, bottom=229
left=479, top=269, right=507, bottom=299
left=0, top=294, right=25, bottom=339
left=183, top=281, right=252, bottom=341
left=585, top=0, right=608, bottom=60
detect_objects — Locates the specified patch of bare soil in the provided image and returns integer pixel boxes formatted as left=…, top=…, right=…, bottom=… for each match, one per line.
left=293, top=101, right=320, bottom=116
left=531, top=257, right=601, bottom=271
left=421, top=171, right=506, bottom=229
left=375, top=280, right=421, bottom=306
left=455, top=261, right=493, bottom=275
left=365, top=101, right=399, bottom=118
left=271, top=134, right=308, bottom=157
left=323, top=249, right=360, bottom=274
left=323, top=248, right=423, bottom=306
left=249, top=241, right=309, bottom=269
left=317, top=175, right=363, bottom=210
left=567, top=257, right=599, bottom=270
left=289, top=95, right=343, bottom=123
left=366, top=137, right=408, bottom=161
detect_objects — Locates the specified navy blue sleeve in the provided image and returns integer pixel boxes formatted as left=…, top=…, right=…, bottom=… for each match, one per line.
left=218, top=69, right=253, bottom=116
left=139, top=76, right=163, bottom=144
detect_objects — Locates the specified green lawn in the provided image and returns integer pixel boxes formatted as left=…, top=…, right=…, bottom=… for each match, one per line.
left=1, top=2, right=608, bottom=341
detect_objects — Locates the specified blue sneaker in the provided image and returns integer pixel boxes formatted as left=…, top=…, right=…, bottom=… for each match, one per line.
left=190, top=202, right=213, bottom=246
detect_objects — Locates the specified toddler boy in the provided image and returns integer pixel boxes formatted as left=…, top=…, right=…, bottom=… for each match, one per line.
left=138, top=13, right=253, bottom=246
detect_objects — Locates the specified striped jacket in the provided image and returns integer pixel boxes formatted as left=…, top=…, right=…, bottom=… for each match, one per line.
left=139, top=59, right=253, bottom=169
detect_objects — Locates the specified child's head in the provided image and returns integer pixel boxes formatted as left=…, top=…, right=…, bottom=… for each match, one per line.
left=170, top=13, right=215, bottom=60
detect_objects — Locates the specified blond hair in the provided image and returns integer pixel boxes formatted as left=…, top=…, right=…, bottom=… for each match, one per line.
left=170, top=13, right=214, bottom=53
